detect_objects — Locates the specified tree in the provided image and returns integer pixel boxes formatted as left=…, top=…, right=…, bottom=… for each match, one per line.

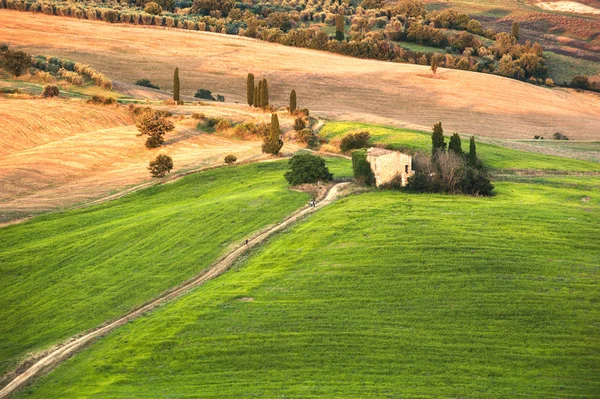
left=256, top=79, right=263, bottom=108
left=340, top=131, right=371, bottom=152
left=290, top=89, right=297, bottom=114
left=570, top=75, right=590, bottom=90
left=246, top=73, right=254, bottom=106
left=144, top=1, right=162, bottom=15
left=262, top=113, right=283, bottom=155
left=468, top=136, right=477, bottom=167
left=335, top=13, right=345, bottom=41
left=42, top=84, right=60, bottom=98
left=352, top=149, right=375, bottom=186
left=284, top=154, right=333, bottom=185
left=253, top=84, right=259, bottom=108
left=261, top=78, right=269, bottom=108
left=511, top=21, right=520, bottom=40
left=136, top=109, right=175, bottom=148
left=173, top=67, right=180, bottom=102
left=431, top=122, right=446, bottom=156
left=148, top=154, right=173, bottom=177
left=431, top=57, right=438, bottom=75
left=448, top=133, right=462, bottom=155
left=224, top=154, right=237, bottom=164
left=2, top=50, right=31, bottom=77
left=436, top=151, right=466, bottom=193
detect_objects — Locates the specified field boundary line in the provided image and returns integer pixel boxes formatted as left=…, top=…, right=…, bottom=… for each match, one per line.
left=0, top=181, right=350, bottom=398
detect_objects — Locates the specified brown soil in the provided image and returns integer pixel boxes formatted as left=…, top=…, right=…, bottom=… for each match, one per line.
left=2, top=11, right=600, bottom=141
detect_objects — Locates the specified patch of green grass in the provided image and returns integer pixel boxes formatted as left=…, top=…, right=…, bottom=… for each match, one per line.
left=544, top=51, right=600, bottom=84
left=393, top=40, right=447, bottom=54
left=0, top=158, right=351, bottom=376
left=17, top=177, right=600, bottom=398
left=321, top=121, right=600, bottom=172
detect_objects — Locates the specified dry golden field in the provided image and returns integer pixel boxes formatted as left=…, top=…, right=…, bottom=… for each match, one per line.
left=2, top=11, right=600, bottom=141
left=0, top=98, right=295, bottom=223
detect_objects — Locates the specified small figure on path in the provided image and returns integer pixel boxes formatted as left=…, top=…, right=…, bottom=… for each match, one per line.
left=245, top=239, right=249, bottom=246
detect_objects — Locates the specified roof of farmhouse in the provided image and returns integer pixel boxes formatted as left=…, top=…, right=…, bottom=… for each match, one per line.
left=366, top=147, right=398, bottom=157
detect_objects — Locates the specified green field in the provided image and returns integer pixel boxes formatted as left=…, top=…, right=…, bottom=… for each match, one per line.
left=0, top=158, right=352, bottom=376
left=544, top=52, right=600, bottom=85
left=15, top=176, right=600, bottom=398
left=321, top=122, right=600, bottom=172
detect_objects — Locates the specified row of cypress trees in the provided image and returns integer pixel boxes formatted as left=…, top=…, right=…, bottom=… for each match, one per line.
left=246, top=73, right=269, bottom=108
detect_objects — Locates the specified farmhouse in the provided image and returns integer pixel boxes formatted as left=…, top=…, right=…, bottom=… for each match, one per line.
left=366, top=147, right=414, bottom=187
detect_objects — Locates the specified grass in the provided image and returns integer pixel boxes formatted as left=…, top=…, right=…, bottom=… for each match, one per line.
left=0, top=158, right=352, bottom=376
left=15, top=176, right=600, bottom=398
left=392, top=40, right=447, bottom=54
left=544, top=51, right=600, bottom=84
left=321, top=121, right=600, bottom=172
left=519, top=140, right=600, bottom=153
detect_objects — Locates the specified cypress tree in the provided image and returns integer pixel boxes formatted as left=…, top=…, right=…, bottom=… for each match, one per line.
left=335, top=13, right=344, bottom=41
left=431, top=122, right=446, bottom=156
left=431, top=57, right=438, bottom=75
left=173, top=67, right=180, bottom=102
left=262, top=113, right=283, bottom=154
left=468, top=136, right=477, bottom=166
left=253, top=84, right=259, bottom=108
left=448, top=133, right=463, bottom=155
left=247, top=73, right=254, bottom=106
left=262, top=78, right=269, bottom=108
left=257, top=80, right=263, bottom=108
left=290, top=89, right=297, bottom=114
left=511, top=21, right=520, bottom=40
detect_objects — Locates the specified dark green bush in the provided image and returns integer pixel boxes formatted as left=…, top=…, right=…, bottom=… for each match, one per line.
left=340, top=131, right=371, bottom=152
left=42, top=84, right=60, bottom=98
left=284, top=153, right=333, bottom=185
left=148, top=154, right=173, bottom=177
left=135, top=78, right=160, bottom=89
left=351, top=149, right=375, bottom=186
left=194, top=88, right=215, bottom=100
left=224, top=154, right=237, bottom=164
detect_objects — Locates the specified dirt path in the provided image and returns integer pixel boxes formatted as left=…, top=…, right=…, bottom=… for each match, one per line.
left=0, top=181, right=350, bottom=399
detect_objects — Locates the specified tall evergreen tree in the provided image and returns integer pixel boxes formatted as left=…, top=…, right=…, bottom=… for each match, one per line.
left=468, top=136, right=477, bottom=166
left=173, top=67, right=180, bottom=102
left=257, top=80, right=263, bottom=108
left=335, top=13, right=345, bottom=41
left=431, top=122, right=446, bottom=156
left=247, top=73, right=255, bottom=106
left=511, top=21, right=520, bottom=40
left=290, top=89, right=297, bottom=114
left=448, top=133, right=463, bottom=155
left=262, top=113, right=283, bottom=154
left=254, top=84, right=259, bottom=108
left=262, top=79, right=269, bottom=108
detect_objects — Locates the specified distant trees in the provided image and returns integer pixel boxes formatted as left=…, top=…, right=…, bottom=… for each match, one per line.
left=149, top=154, right=173, bottom=177
left=570, top=75, right=589, bottom=90
left=340, top=131, right=371, bottom=152
left=431, top=122, right=446, bottom=155
left=224, top=154, right=237, bottom=164
left=247, top=73, right=254, bottom=106
left=335, top=13, right=345, bottom=41
left=251, top=78, right=269, bottom=109
left=262, top=113, right=283, bottom=155
left=136, top=109, right=175, bottom=148
left=289, top=89, right=297, bottom=114
left=173, top=67, right=180, bottom=102
left=194, top=88, right=224, bottom=101
left=144, top=2, right=162, bottom=15
left=431, top=57, right=438, bottom=75
left=135, top=78, right=159, bottom=89
left=284, top=153, right=333, bottom=185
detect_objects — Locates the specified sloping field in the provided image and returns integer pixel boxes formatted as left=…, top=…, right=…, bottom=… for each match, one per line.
left=13, top=176, right=599, bottom=398
left=0, top=99, right=283, bottom=223
left=0, top=159, right=351, bottom=378
left=2, top=11, right=600, bottom=140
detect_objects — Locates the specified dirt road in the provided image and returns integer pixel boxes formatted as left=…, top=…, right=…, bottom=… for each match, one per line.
left=0, top=181, right=350, bottom=399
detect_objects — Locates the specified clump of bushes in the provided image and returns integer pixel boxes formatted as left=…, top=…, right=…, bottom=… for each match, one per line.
left=194, top=88, right=224, bottom=102
left=191, top=112, right=205, bottom=120
left=340, top=131, right=371, bottom=152
left=231, top=121, right=270, bottom=138
left=215, top=119, right=231, bottom=132
left=553, top=132, right=569, bottom=141
left=135, top=78, right=160, bottom=89
left=224, top=154, right=237, bottom=164
left=42, top=84, right=60, bottom=98
left=144, top=1, right=162, bottom=15
left=89, top=95, right=116, bottom=105
left=149, top=154, right=173, bottom=177
left=136, top=108, right=175, bottom=148
left=351, top=149, right=375, bottom=186
left=284, top=153, right=333, bottom=186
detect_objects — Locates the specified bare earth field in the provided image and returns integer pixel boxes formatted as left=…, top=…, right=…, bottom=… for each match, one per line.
left=2, top=11, right=600, bottom=141
left=0, top=98, right=292, bottom=223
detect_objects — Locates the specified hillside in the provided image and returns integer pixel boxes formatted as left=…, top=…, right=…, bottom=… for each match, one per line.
left=12, top=175, right=600, bottom=398
left=2, top=11, right=600, bottom=141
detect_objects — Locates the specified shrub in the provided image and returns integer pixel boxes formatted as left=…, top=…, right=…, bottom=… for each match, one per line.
left=194, top=88, right=215, bottom=100
left=135, top=78, right=160, bottom=89
left=224, top=154, right=237, bottom=164
left=144, top=2, right=162, bottom=15
left=141, top=13, right=153, bottom=25
left=284, top=153, right=333, bottom=185
left=85, top=8, right=97, bottom=20
left=136, top=108, right=175, bottom=148
left=570, top=75, right=589, bottom=90
left=191, top=112, right=205, bottom=120
left=351, top=149, right=375, bottom=186
left=215, top=119, right=231, bottom=132
left=459, top=167, right=494, bottom=196
left=293, top=117, right=306, bottom=131
left=89, top=95, right=116, bottom=105
left=231, top=122, right=270, bottom=138
left=545, top=78, right=555, bottom=87
left=101, top=9, right=119, bottom=23
left=1, top=49, right=32, bottom=77
left=215, top=94, right=225, bottom=102
left=148, top=154, right=173, bottom=177
left=120, top=13, right=131, bottom=23
left=296, top=128, right=314, bottom=144
left=553, top=132, right=569, bottom=141
left=340, top=131, right=370, bottom=152
left=42, top=84, right=60, bottom=98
